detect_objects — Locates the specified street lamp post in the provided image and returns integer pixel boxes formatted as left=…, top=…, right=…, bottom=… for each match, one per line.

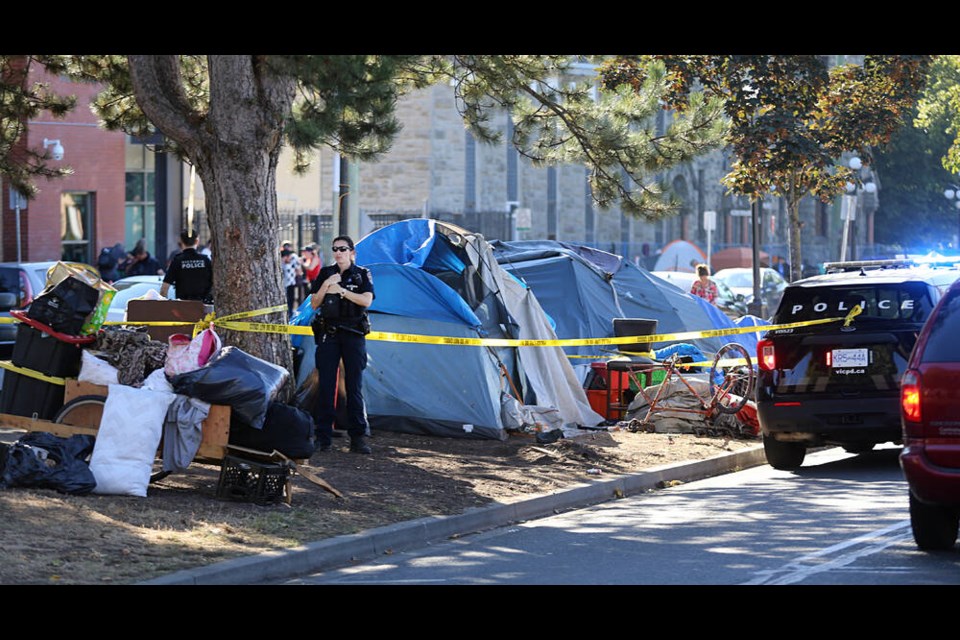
left=841, top=156, right=876, bottom=262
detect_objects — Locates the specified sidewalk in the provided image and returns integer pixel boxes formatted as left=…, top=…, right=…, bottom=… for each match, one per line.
left=141, top=444, right=767, bottom=585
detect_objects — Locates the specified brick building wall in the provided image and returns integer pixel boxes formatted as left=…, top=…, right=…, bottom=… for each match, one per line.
left=3, top=65, right=125, bottom=263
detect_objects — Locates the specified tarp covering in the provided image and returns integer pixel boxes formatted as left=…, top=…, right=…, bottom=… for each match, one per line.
left=303, top=219, right=606, bottom=440
left=491, top=240, right=761, bottom=378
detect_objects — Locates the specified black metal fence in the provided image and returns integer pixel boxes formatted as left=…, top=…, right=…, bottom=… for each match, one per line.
left=278, top=211, right=334, bottom=251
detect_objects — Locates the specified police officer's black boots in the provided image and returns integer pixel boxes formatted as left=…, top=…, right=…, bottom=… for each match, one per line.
left=349, top=435, right=372, bottom=454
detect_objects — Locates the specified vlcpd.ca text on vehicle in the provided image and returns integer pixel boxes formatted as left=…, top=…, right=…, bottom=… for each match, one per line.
left=755, top=259, right=960, bottom=470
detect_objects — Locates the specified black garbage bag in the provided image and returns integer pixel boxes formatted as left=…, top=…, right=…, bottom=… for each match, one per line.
left=229, top=401, right=316, bottom=459
left=170, top=346, right=288, bottom=430
left=0, top=432, right=97, bottom=495
left=26, top=276, right=100, bottom=336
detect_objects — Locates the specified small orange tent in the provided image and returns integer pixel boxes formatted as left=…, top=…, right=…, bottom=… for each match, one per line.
left=653, top=240, right=707, bottom=273
left=710, top=247, right=770, bottom=271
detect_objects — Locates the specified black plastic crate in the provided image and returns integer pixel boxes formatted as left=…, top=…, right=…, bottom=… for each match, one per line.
left=216, top=455, right=291, bottom=505
left=11, top=323, right=82, bottom=378
left=0, top=369, right=65, bottom=420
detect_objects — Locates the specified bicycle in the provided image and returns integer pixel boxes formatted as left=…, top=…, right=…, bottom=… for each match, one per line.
left=53, top=394, right=173, bottom=483
left=619, top=342, right=755, bottom=435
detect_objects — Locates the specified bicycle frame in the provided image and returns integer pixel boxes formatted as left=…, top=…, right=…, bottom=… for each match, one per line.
left=621, top=343, right=754, bottom=431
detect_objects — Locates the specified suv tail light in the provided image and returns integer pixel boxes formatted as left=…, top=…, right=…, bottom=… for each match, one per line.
left=901, top=369, right=921, bottom=423
left=19, top=270, right=34, bottom=308
left=758, top=339, right=776, bottom=371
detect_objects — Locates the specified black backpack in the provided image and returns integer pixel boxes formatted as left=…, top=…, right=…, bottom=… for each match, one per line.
left=228, top=402, right=316, bottom=460
left=26, top=277, right=100, bottom=336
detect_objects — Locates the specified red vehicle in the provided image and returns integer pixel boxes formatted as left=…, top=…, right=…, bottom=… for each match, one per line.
left=900, top=279, right=960, bottom=551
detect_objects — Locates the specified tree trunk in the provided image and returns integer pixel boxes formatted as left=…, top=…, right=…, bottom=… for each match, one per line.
left=127, top=55, right=298, bottom=395
left=194, top=149, right=292, bottom=375
left=786, top=197, right=803, bottom=283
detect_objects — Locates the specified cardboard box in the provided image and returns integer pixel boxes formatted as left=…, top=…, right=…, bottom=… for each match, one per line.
left=125, top=299, right=213, bottom=344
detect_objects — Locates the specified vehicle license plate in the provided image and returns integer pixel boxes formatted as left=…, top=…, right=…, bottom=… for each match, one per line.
left=832, top=348, right=868, bottom=368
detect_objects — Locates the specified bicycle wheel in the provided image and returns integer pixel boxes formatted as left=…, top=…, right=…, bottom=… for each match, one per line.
left=709, top=343, right=755, bottom=415
left=53, top=395, right=107, bottom=429
left=54, top=394, right=171, bottom=483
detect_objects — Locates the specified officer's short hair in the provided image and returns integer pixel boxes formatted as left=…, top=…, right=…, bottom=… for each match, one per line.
left=180, top=230, right=199, bottom=246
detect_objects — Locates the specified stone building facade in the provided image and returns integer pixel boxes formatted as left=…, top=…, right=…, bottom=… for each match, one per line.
left=316, top=83, right=753, bottom=267
left=279, top=81, right=864, bottom=276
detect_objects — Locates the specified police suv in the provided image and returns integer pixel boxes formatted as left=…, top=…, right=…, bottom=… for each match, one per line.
left=756, top=259, right=960, bottom=470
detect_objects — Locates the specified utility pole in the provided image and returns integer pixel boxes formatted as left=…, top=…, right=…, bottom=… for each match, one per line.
left=750, top=198, right=763, bottom=317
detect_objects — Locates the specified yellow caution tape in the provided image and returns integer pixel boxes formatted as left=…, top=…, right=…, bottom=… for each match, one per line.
left=213, top=314, right=834, bottom=348
left=215, top=305, right=287, bottom=323
left=100, top=304, right=289, bottom=337
left=843, top=303, right=863, bottom=327
left=101, top=320, right=202, bottom=327
left=0, top=360, right=66, bottom=386
left=217, top=320, right=313, bottom=336
left=24, top=302, right=868, bottom=352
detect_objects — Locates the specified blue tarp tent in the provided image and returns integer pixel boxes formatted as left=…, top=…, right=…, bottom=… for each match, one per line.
left=491, top=240, right=764, bottom=378
left=294, top=220, right=602, bottom=440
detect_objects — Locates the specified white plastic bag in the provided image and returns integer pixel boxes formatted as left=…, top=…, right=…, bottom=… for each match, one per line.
left=89, top=384, right=175, bottom=497
left=77, top=350, right=120, bottom=386
left=142, top=367, right=174, bottom=393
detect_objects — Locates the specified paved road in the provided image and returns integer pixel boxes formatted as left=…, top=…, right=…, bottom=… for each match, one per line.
left=275, top=446, right=960, bottom=585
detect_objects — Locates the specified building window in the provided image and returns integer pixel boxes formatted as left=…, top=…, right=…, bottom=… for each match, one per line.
left=61, top=192, right=93, bottom=264
left=547, top=167, right=557, bottom=240
left=584, top=169, right=594, bottom=245
left=506, top=116, right=518, bottom=204
left=126, top=142, right=157, bottom=255
left=816, top=200, right=829, bottom=237
left=465, top=132, right=476, bottom=213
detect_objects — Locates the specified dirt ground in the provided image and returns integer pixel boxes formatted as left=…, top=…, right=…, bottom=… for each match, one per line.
left=0, top=425, right=761, bottom=585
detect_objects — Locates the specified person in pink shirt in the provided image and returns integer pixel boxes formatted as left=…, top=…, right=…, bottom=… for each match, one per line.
left=690, top=263, right=719, bottom=305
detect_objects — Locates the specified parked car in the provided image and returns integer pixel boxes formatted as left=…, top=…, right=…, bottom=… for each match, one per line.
left=712, top=267, right=788, bottom=318
left=756, top=259, right=960, bottom=470
left=900, top=278, right=960, bottom=550
left=0, top=261, right=95, bottom=358
left=105, top=275, right=173, bottom=324
left=651, top=270, right=749, bottom=319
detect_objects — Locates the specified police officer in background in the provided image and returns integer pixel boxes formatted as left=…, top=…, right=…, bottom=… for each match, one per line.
left=160, top=230, right=214, bottom=303
left=310, top=235, right=374, bottom=454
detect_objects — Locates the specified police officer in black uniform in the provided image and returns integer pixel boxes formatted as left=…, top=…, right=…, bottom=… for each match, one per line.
left=310, top=235, right=375, bottom=454
left=160, top=230, right=213, bottom=303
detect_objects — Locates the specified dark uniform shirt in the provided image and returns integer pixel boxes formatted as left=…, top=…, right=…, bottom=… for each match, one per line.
left=310, top=263, right=374, bottom=328
left=124, top=252, right=164, bottom=277
left=163, top=247, right=213, bottom=302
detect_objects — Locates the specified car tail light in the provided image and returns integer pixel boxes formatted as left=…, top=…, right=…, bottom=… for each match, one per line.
left=901, top=369, right=921, bottom=423
left=19, top=270, right=33, bottom=308
left=758, top=339, right=776, bottom=371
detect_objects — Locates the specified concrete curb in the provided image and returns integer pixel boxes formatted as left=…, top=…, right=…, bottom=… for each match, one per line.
left=141, top=445, right=767, bottom=585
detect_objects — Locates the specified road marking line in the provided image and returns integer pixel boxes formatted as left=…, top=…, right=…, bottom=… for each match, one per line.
left=742, top=520, right=912, bottom=585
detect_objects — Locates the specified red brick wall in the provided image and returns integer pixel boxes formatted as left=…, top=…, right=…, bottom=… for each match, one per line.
left=3, top=65, right=126, bottom=264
